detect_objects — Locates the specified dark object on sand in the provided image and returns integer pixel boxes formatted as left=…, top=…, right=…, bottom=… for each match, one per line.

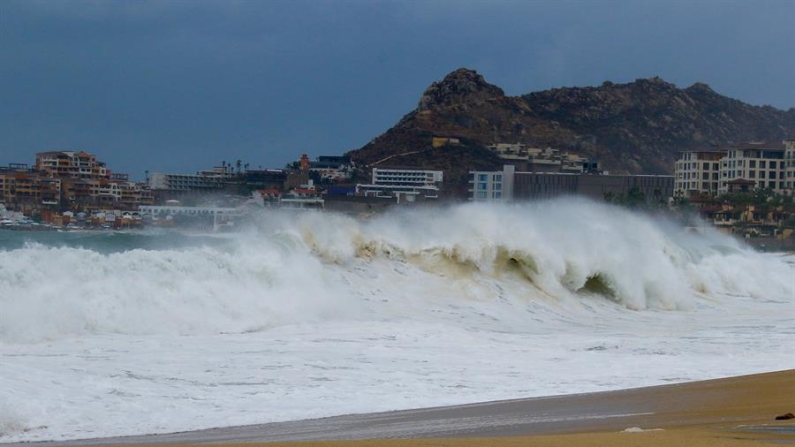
left=775, top=413, right=794, bottom=420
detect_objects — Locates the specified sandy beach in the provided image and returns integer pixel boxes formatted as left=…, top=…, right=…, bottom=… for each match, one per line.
left=11, top=369, right=792, bottom=447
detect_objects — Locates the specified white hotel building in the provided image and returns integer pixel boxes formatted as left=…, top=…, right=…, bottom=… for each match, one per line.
left=356, top=167, right=443, bottom=201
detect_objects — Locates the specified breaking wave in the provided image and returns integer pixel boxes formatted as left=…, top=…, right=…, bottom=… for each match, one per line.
left=1, top=199, right=792, bottom=342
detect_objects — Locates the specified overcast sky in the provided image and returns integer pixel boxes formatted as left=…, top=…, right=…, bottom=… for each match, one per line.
left=2, top=0, right=794, bottom=180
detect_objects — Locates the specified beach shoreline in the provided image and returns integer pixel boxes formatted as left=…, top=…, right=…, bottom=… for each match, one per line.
left=6, top=369, right=793, bottom=447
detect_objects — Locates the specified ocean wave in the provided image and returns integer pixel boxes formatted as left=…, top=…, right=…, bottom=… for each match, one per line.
left=1, top=200, right=791, bottom=342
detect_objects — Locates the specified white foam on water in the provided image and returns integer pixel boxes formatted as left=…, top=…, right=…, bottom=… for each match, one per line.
left=1, top=201, right=793, bottom=441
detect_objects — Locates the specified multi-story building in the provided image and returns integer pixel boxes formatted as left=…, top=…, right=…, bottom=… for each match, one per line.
left=356, top=167, right=443, bottom=201
left=717, top=141, right=786, bottom=195
left=469, top=165, right=515, bottom=201
left=469, top=165, right=673, bottom=203
left=785, top=139, right=795, bottom=192
left=0, top=164, right=62, bottom=206
left=674, top=141, right=792, bottom=197
left=148, top=168, right=231, bottom=193
left=36, top=151, right=108, bottom=180
left=674, top=149, right=725, bottom=198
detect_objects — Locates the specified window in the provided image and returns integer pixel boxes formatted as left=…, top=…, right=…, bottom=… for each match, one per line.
left=770, top=161, right=777, bottom=169
left=493, top=191, right=502, bottom=199
left=749, top=160, right=756, bottom=168
left=494, top=183, right=502, bottom=191
left=760, top=171, right=766, bottom=179
left=477, top=183, right=487, bottom=190
left=478, top=174, right=487, bottom=182
left=476, top=191, right=486, bottom=199
left=749, top=171, right=755, bottom=178
left=760, top=161, right=766, bottom=169
left=494, top=174, right=502, bottom=182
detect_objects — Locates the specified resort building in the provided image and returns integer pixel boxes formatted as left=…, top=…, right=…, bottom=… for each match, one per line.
left=673, top=141, right=792, bottom=197
left=674, top=149, right=725, bottom=198
left=469, top=165, right=673, bottom=203
left=717, top=141, right=787, bottom=195
left=148, top=168, right=231, bottom=193
left=35, top=151, right=109, bottom=180
left=0, top=164, right=62, bottom=207
left=356, top=167, right=443, bottom=202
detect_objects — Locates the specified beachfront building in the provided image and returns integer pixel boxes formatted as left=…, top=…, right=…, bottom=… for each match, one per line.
left=0, top=164, right=62, bottom=207
left=785, top=139, right=795, bottom=192
left=356, top=167, right=443, bottom=202
left=148, top=167, right=233, bottom=193
left=35, top=151, right=109, bottom=180
left=674, top=149, right=725, bottom=198
left=717, top=141, right=787, bottom=195
left=468, top=165, right=515, bottom=201
left=468, top=165, right=673, bottom=203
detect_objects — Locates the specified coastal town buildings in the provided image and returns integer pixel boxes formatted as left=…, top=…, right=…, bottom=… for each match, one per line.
left=1, top=151, right=152, bottom=216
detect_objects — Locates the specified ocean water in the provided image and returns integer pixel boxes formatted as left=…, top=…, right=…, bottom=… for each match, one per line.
left=0, top=200, right=793, bottom=442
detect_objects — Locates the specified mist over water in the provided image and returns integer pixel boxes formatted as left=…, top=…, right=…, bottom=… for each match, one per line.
left=1, top=200, right=793, bottom=441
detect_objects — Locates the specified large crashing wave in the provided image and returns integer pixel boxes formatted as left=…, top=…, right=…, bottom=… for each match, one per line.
left=1, top=199, right=792, bottom=342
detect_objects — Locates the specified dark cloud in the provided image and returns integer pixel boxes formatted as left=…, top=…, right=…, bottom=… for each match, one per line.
left=1, top=0, right=794, bottom=179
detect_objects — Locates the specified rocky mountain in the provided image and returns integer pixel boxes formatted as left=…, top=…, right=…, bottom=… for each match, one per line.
left=347, top=68, right=795, bottom=193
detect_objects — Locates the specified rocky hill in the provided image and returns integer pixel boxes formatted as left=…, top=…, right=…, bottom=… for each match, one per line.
left=347, top=68, right=795, bottom=193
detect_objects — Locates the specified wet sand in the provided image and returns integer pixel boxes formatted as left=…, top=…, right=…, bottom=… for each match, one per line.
left=8, top=369, right=795, bottom=446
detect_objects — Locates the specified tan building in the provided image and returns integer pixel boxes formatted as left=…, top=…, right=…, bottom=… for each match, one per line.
left=0, top=166, right=62, bottom=206
left=718, top=141, right=786, bottom=195
left=36, top=151, right=109, bottom=180
left=785, top=139, right=795, bottom=192
left=674, top=149, right=725, bottom=198
left=675, top=141, right=792, bottom=197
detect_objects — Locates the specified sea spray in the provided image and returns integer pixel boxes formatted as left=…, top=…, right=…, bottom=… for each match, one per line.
left=1, top=200, right=792, bottom=343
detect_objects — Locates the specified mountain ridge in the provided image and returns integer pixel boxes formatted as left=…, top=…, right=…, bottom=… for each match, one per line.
left=347, top=68, right=795, bottom=194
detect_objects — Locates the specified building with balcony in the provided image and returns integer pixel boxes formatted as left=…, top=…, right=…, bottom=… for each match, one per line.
left=673, top=141, right=792, bottom=197
left=785, top=139, right=795, bottom=192
left=674, top=149, right=725, bottom=198
left=35, top=151, right=108, bottom=180
left=355, top=167, right=444, bottom=202
left=717, top=141, right=787, bottom=195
